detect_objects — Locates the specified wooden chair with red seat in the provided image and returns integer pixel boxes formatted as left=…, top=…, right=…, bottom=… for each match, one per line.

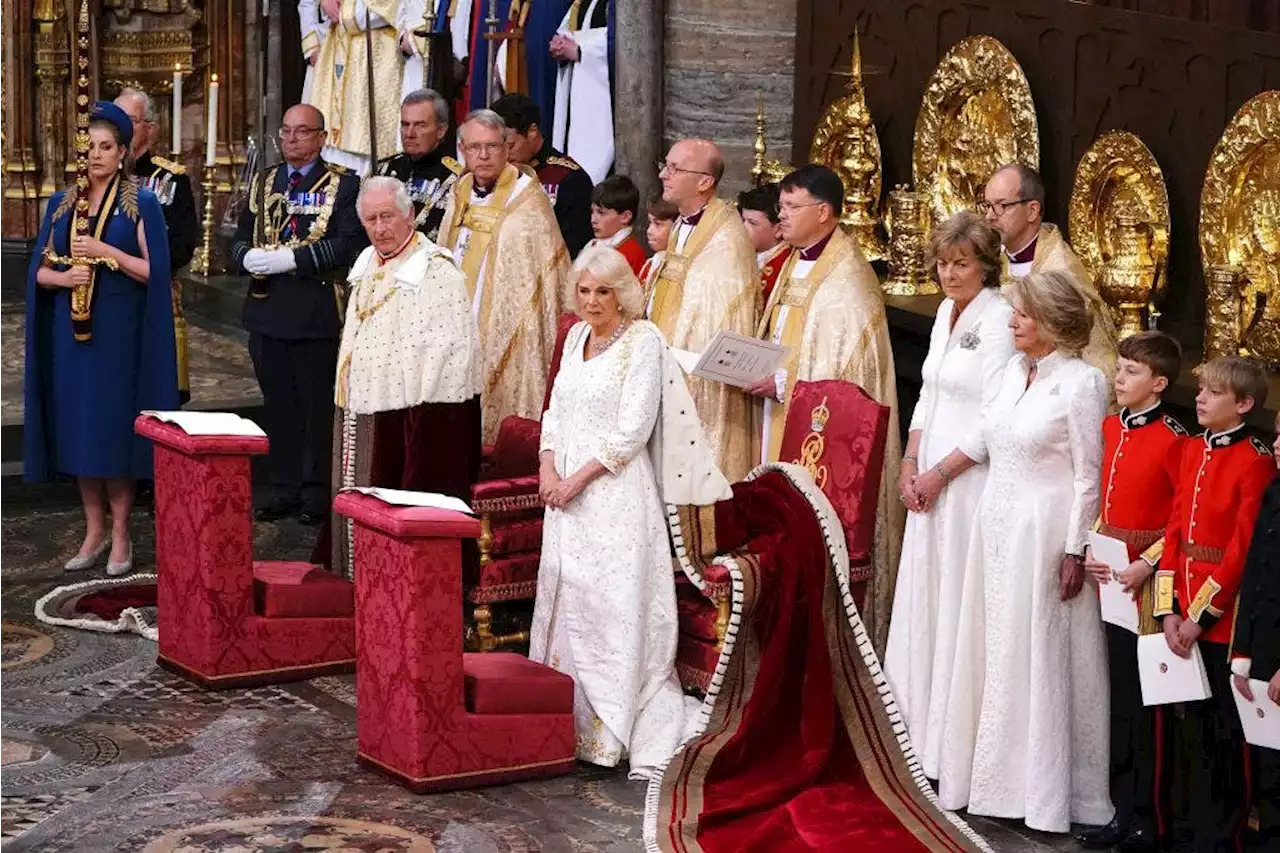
left=465, top=311, right=579, bottom=650
left=673, top=380, right=891, bottom=693
left=136, top=416, right=357, bottom=688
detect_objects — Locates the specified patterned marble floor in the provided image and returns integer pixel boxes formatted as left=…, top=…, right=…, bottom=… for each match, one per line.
left=1, top=298, right=260, bottom=425
left=0, top=499, right=1089, bottom=853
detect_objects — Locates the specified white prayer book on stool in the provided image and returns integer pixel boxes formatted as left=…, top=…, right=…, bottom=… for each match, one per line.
left=142, top=410, right=267, bottom=438
left=1232, top=680, right=1280, bottom=750
left=1137, top=634, right=1212, bottom=706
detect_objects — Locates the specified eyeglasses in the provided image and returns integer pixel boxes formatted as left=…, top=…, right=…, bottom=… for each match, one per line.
left=775, top=201, right=826, bottom=216
left=657, top=160, right=712, bottom=177
left=278, top=126, right=323, bottom=139
left=977, top=198, right=1031, bottom=216
left=462, top=142, right=506, bottom=156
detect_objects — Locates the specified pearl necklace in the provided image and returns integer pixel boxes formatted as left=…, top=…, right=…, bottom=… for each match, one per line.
left=588, top=320, right=630, bottom=357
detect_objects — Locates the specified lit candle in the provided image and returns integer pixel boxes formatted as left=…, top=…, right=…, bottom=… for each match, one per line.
left=205, top=73, right=219, bottom=167
left=172, top=64, right=183, bottom=155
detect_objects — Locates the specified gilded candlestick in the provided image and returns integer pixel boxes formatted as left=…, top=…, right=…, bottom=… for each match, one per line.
left=191, top=164, right=216, bottom=275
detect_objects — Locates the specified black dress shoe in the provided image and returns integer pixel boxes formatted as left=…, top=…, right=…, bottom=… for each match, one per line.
left=1117, top=828, right=1159, bottom=853
left=296, top=508, right=325, bottom=526
left=254, top=503, right=295, bottom=522
left=1074, top=819, right=1128, bottom=849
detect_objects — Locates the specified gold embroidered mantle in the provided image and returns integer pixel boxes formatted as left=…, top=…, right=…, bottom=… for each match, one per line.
left=760, top=227, right=904, bottom=656
left=647, top=197, right=760, bottom=482
left=437, top=165, right=569, bottom=441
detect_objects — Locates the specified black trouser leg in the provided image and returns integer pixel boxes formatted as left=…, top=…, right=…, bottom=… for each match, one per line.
left=1252, top=741, right=1279, bottom=850
left=249, top=333, right=303, bottom=507
left=1107, top=623, right=1168, bottom=836
left=296, top=338, right=337, bottom=513
left=1184, top=642, right=1250, bottom=852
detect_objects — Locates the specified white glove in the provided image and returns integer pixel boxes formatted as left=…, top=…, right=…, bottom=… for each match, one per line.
left=243, top=248, right=271, bottom=276
left=262, top=247, right=298, bottom=276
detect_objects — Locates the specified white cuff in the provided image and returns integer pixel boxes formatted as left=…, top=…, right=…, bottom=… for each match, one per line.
left=774, top=368, right=787, bottom=403
left=1231, top=657, right=1252, bottom=679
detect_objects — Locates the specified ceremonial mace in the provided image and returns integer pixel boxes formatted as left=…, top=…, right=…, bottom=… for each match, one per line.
left=414, top=3, right=438, bottom=89
left=484, top=0, right=499, bottom=106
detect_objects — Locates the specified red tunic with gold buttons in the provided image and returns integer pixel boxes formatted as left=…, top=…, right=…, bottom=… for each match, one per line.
left=1154, top=423, right=1275, bottom=644
left=758, top=242, right=792, bottom=307
left=1098, top=404, right=1187, bottom=629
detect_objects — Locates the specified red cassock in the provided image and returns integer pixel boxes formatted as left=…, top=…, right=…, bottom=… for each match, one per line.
left=1098, top=405, right=1187, bottom=566
left=613, top=234, right=648, bottom=278
left=1155, top=425, right=1275, bottom=644
left=759, top=243, right=792, bottom=307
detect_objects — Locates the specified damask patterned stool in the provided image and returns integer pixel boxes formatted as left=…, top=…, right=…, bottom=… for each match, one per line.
left=136, top=416, right=357, bottom=688
left=334, top=491, right=576, bottom=793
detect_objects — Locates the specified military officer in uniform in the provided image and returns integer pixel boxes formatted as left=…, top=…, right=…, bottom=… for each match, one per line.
left=115, top=87, right=198, bottom=403
left=232, top=103, right=365, bottom=524
left=373, top=88, right=462, bottom=242
left=491, top=92, right=593, bottom=258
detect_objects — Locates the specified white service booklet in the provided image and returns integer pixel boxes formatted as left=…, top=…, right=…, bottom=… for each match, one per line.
left=673, top=331, right=789, bottom=388
left=1138, top=634, right=1212, bottom=706
left=345, top=487, right=473, bottom=515
left=141, top=410, right=267, bottom=438
left=1232, top=679, right=1280, bottom=751
left=1089, top=531, right=1140, bottom=634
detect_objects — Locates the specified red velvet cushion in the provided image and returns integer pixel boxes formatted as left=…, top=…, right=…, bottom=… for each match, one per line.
left=676, top=633, right=721, bottom=694
left=676, top=578, right=721, bottom=642
left=776, top=380, right=889, bottom=568
left=252, top=561, right=355, bottom=618
left=489, top=416, right=542, bottom=480
left=463, top=652, right=574, bottom=714
left=490, top=517, right=543, bottom=556
left=469, top=553, right=540, bottom=603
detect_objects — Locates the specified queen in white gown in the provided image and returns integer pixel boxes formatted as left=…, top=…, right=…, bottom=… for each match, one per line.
left=530, top=246, right=711, bottom=780
left=884, top=213, right=1013, bottom=781
left=930, top=270, right=1114, bottom=833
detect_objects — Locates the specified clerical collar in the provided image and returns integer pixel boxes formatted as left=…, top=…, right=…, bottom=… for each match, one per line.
left=798, top=230, right=834, bottom=262
left=679, top=204, right=707, bottom=228
left=377, top=231, right=418, bottom=264
left=1120, top=401, right=1163, bottom=430
left=1007, top=233, right=1038, bottom=263
left=474, top=180, right=496, bottom=198
left=1203, top=422, right=1247, bottom=449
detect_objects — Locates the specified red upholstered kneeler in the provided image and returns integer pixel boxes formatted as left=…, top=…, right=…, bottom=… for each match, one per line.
left=334, top=492, right=576, bottom=792
left=136, top=416, right=357, bottom=688
left=674, top=380, right=890, bottom=693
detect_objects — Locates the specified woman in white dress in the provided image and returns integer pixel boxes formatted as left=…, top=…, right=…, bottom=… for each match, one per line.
left=531, top=245, right=697, bottom=780
left=884, top=212, right=1014, bottom=781
left=932, top=269, right=1113, bottom=832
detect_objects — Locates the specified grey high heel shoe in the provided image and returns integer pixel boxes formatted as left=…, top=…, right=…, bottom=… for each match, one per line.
left=106, top=541, right=134, bottom=578
left=64, top=537, right=110, bottom=572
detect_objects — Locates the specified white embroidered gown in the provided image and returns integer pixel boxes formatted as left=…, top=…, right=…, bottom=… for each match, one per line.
left=530, top=321, right=693, bottom=778
left=938, top=350, right=1114, bottom=832
left=884, top=288, right=1013, bottom=780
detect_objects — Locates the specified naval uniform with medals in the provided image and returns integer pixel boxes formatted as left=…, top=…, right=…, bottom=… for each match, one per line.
left=530, top=139, right=593, bottom=258
left=134, top=152, right=198, bottom=402
left=373, top=147, right=463, bottom=241
left=232, top=157, right=365, bottom=521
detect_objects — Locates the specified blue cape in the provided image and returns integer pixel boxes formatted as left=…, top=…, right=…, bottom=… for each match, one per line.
left=24, top=184, right=179, bottom=482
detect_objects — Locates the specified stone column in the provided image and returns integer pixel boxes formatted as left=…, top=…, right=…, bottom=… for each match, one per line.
left=614, top=0, right=663, bottom=226
left=664, top=0, right=797, bottom=197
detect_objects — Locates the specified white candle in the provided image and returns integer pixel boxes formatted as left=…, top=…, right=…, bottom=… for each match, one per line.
left=205, top=73, right=219, bottom=167
left=172, top=64, right=183, bottom=155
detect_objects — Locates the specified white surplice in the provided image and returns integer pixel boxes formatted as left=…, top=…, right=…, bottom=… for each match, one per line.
left=937, top=350, right=1113, bottom=832
left=884, top=288, right=1013, bottom=780
left=551, top=0, right=613, bottom=184
left=531, top=320, right=721, bottom=779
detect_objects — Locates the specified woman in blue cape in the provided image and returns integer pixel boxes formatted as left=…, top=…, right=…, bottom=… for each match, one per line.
left=24, top=101, right=179, bottom=577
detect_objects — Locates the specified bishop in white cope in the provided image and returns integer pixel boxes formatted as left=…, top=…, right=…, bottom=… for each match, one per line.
left=326, top=176, right=483, bottom=574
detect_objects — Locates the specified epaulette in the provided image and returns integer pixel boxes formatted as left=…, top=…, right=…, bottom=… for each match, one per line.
left=1162, top=414, right=1188, bottom=436
left=151, top=155, right=186, bottom=176
left=1250, top=436, right=1273, bottom=456
left=546, top=154, right=580, bottom=170
left=326, top=162, right=352, bottom=175
left=442, top=155, right=463, bottom=175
